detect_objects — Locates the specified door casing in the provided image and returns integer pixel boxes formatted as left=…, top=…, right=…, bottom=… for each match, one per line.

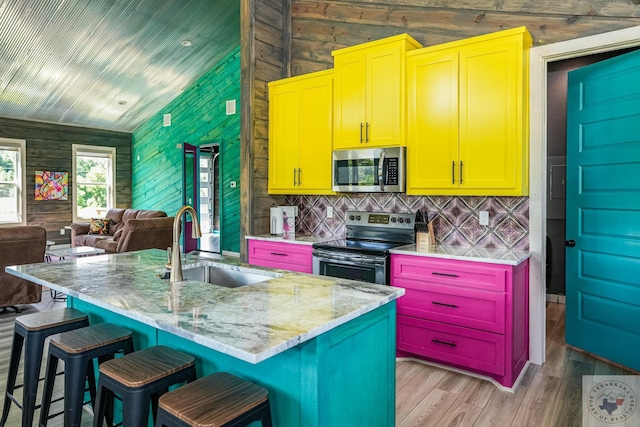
left=529, top=26, right=640, bottom=366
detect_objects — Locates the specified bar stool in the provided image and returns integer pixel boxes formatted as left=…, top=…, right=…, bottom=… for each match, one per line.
left=0, top=307, right=89, bottom=427
left=155, top=372, right=272, bottom=427
left=92, top=345, right=197, bottom=427
left=39, top=323, right=134, bottom=427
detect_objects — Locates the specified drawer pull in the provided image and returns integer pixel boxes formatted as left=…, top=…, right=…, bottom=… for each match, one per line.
left=270, top=252, right=288, bottom=256
left=432, top=272, right=459, bottom=278
left=432, top=301, right=458, bottom=309
left=432, top=339, right=457, bottom=347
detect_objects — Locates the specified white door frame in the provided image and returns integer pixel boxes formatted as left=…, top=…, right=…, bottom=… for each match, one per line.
left=529, top=26, right=640, bottom=365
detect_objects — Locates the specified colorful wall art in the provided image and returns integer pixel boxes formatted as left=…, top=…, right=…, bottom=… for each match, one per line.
left=35, top=171, right=68, bottom=200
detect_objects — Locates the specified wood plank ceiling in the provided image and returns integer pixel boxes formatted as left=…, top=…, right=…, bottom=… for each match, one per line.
left=0, top=0, right=239, bottom=132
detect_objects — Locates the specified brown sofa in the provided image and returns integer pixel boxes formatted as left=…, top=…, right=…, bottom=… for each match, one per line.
left=70, top=208, right=174, bottom=254
left=0, top=226, right=46, bottom=313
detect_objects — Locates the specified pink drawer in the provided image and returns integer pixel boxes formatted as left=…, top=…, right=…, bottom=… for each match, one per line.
left=248, top=240, right=312, bottom=273
left=391, top=254, right=509, bottom=292
left=395, top=278, right=505, bottom=333
left=397, top=315, right=505, bottom=376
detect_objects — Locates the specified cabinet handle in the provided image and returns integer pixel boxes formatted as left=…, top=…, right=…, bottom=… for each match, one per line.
left=432, top=272, right=459, bottom=278
left=460, top=161, right=463, bottom=184
left=432, top=301, right=458, bottom=308
left=270, top=252, right=288, bottom=256
left=360, top=123, right=364, bottom=143
left=293, top=168, right=297, bottom=186
left=432, top=339, right=457, bottom=347
left=366, top=122, right=370, bottom=143
left=452, top=161, right=455, bottom=184
left=298, top=168, right=302, bottom=186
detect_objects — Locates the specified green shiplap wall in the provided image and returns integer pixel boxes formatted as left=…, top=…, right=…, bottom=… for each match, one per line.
left=132, top=47, right=241, bottom=253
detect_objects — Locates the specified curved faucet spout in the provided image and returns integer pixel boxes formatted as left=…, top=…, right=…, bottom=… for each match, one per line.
left=170, top=205, right=202, bottom=283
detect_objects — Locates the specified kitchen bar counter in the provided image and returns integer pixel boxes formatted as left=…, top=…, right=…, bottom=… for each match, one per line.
left=7, top=249, right=402, bottom=426
left=244, top=233, right=333, bottom=245
left=390, top=243, right=531, bottom=265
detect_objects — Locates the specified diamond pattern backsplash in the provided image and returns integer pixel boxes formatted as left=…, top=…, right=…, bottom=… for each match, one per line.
left=285, top=194, right=529, bottom=251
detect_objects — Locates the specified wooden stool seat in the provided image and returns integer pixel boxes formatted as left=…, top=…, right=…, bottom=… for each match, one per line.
left=39, top=323, right=134, bottom=427
left=0, top=308, right=89, bottom=427
left=93, top=345, right=197, bottom=427
left=155, top=372, right=272, bottom=427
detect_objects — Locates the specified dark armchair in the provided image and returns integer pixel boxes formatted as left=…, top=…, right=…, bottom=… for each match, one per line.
left=0, top=226, right=46, bottom=313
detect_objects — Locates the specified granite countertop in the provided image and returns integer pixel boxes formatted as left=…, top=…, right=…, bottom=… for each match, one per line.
left=7, top=249, right=403, bottom=364
left=389, top=244, right=531, bottom=265
left=245, top=234, right=335, bottom=245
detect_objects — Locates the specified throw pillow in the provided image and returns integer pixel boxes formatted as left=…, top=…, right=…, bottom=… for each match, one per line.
left=89, top=218, right=109, bottom=235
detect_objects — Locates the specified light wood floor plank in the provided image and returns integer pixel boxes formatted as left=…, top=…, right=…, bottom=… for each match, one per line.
left=511, top=371, right=563, bottom=427
left=397, top=388, right=457, bottom=427
left=396, top=362, right=448, bottom=425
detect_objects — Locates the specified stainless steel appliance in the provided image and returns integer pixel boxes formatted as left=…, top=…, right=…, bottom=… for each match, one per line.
left=332, top=147, right=405, bottom=192
left=312, top=211, right=415, bottom=285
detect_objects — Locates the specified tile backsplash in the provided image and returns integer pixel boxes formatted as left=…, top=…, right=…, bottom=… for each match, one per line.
left=286, top=194, right=529, bottom=251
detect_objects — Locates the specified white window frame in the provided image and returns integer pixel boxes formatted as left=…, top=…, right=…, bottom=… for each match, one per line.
left=0, top=138, right=26, bottom=226
left=72, top=144, right=116, bottom=222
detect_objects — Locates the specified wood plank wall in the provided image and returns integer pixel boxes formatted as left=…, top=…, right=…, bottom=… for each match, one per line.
left=241, top=0, right=291, bottom=259
left=289, top=0, right=640, bottom=75
left=0, top=117, right=131, bottom=244
left=132, top=47, right=242, bottom=253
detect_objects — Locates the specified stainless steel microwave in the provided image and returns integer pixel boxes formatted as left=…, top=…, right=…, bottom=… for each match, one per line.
left=332, top=147, right=405, bottom=192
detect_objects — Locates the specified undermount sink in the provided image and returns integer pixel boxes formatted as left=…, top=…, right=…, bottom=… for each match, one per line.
left=181, top=264, right=276, bottom=288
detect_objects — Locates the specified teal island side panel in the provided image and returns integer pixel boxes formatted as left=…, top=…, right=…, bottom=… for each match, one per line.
left=67, top=294, right=397, bottom=427
left=131, top=46, right=241, bottom=253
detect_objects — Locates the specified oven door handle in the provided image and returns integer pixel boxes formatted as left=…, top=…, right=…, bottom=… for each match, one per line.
left=313, top=251, right=386, bottom=266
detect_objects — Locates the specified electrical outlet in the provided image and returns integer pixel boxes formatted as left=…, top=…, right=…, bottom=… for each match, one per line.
left=59, top=228, right=65, bottom=235
left=479, top=211, right=489, bottom=226
left=327, top=207, right=333, bottom=218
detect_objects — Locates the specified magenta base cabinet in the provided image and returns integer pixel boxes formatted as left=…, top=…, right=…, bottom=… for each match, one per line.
left=391, top=254, right=529, bottom=388
left=248, top=239, right=313, bottom=274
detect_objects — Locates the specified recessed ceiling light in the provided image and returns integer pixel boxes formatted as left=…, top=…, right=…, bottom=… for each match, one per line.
left=181, top=39, right=192, bottom=47
left=118, top=100, right=127, bottom=105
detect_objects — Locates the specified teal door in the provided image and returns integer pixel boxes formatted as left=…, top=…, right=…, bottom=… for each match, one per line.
left=566, top=50, right=640, bottom=371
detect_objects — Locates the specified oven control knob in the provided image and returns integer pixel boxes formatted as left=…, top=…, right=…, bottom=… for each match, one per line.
left=356, top=215, right=361, bottom=221
left=391, top=217, right=397, bottom=223
left=405, top=218, right=411, bottom=224
left=398, top=218, right=404, bottom=223
left=349, top=215, right=355, bottom=220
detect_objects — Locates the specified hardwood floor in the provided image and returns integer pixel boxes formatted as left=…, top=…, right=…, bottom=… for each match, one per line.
left=396, top=302, right=636, bottom=427
left=0, top=296, right=634, bottom=427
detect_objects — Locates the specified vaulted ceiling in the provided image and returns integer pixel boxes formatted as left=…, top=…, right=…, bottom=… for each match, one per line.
left=0, top=0, right=240, bottom=133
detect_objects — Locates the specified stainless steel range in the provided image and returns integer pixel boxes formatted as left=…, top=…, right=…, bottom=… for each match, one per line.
left=312, top=211, right=415, bottom=285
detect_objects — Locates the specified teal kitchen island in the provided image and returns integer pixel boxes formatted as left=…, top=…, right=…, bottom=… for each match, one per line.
left=8, top=249, right=403, bottom=426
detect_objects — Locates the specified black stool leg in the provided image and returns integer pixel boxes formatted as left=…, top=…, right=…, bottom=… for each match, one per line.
left=123, top=391, right=151, bottom=427
left=39, top=353, right=60, bottom=427
left=0, top=331, right=23, bottom=427
left=64, top=354, right=90, bottom=427
left=22, top=330, right=47, bottom=427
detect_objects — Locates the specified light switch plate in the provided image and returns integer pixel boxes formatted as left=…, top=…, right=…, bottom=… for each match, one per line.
left=226, top=100, right=236, bottom=115
left=163, top=113, right=171, bottom=126
left=479, top=211, right=489, bottom=226
left=327, top=207, right=333, bottom=218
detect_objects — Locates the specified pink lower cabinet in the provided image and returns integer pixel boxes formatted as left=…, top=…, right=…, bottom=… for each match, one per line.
left=391, top=254, right=529, bottom=388
left=247, top=239, right=313, bottom=273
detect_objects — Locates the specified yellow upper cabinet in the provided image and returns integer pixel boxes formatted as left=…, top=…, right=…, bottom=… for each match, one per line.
left=333, top=34, right=422, bottom=149
left=268, top=70, right=335, bottom=195
left=407, top=27, right=532, bottom=196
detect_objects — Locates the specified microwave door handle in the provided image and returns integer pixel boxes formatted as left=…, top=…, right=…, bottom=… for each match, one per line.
left=378, top=151, right=386, bottom=191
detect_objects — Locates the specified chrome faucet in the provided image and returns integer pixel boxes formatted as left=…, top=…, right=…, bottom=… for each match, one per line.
left=170, top=205, right=202, bottom=283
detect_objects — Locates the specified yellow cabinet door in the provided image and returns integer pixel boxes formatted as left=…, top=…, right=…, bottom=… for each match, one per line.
left=268, top=82, right=300, bottom=192
left=333, top=53, right=366, bottom=149
left=367, top=45, right=403, bottom=147
left=459, top=37, right=518, bottom=192
left=407, top=50, right=459, bottom=193
left=333, top=34, right=421, bottom=149
left=268, top=70, right=335, bottom=195
left=298, top=72, right=334, bottom=192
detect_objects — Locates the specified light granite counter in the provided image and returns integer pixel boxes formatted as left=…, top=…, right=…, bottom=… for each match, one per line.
left=6, top=249, right=403, bottom=364
left=389, top=243, right=531, bottom=265
left=245, top=234, right=333, bottom=246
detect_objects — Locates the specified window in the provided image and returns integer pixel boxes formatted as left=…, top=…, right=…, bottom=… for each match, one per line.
left=72, top=145, right=116, bottom=221
left=0, top=138, right=26, bottom=225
